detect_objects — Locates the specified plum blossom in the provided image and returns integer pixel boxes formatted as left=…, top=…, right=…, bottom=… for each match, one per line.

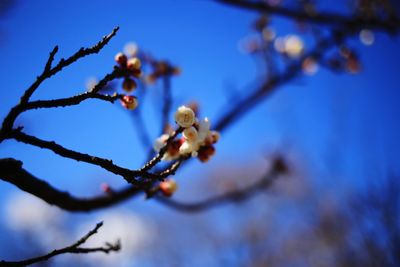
left=174, top=105, right=195, bottom=128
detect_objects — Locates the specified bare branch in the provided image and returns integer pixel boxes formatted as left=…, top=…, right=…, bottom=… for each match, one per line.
left=24, top=92, right=123, bottom=110
left=214, top=30, right=344, bottom=132
left=23, top=26, right=119, bottom=104
left=156, top=156, right=287, bottom=212
left=217, top=0, right=400, bottom=32
left=1, top=27, right=119, bottom=132
left=0, top=158, right=144, bottom=212
left=5, top=130, right=177, bottom=184
left=0, top=222, right=120, bottom=266
left=139, top=127, right=183, bottom=172
left=0, top=157, right=186, bottom=212
left=44, top=45, right=59, bottom=73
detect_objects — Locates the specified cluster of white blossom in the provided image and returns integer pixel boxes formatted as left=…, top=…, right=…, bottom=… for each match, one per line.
left=274, top=34, right=304, bottom=58
left=154, top=105, right=220, bottom=162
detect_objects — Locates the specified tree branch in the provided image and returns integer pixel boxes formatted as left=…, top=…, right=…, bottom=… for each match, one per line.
left=5, top=130, right=180, bottom=185
left=156, top=156, right=288, bottom=212
left=217, top=0, right=400, bottom=32
left=214, top=30, right=344, bottom=132
left=0, top=158, right=144, bottom=212
left=24, top=92, right=123, bottom=110
left=1, top=27, right=119, bottom=132
left=0, top=222, right=120, bottom=266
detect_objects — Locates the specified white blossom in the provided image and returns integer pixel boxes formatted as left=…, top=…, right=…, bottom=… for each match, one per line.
left=183, top=126, right=198, bottom=142
left=179, top=140, right=196, bottom=155
left=197, top=117, right=211, bottom=143
left=153, top=134, right=169, bottom=152
left=284, top=35, right=304, bottom=58
left=123, top=42, right=139, bottom=57
left=174, top=106, right=195, bottom=128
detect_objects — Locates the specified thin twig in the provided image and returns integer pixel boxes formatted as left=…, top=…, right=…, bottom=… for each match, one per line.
left=0, top=222, right=120, bottom=266
left=5, top=130, right=174, bottom=184
left=24, top=92, right=123, bottom=110
left=139, top=127, right=183, bottom=172
left=1, top=27, right=119, bottom=132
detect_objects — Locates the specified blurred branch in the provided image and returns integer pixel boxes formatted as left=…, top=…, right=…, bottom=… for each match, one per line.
left=0, top=157, right=185, bottom=212
left=0, top=222, right=120, bottom=266
left=217, top=0, right=400, bottom=32
left=132, top=110, right=153, bottom=151
left=0, top=158, right=143, bottom=211
left=214, top=30, right=345, bottom=132
left=156, top=156, right=288, bottom=212
left=160, top=75, right=172, bottom=134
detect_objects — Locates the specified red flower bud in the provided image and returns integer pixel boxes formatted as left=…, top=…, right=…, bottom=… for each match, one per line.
left=122, top=78, right=137, bottom=92
left=115, top=52, right=127, bottom=66
left=197, top=145, right=216, bottom=162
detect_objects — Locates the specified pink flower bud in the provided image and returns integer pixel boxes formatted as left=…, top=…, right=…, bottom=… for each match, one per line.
left=121, top=95, right=138, bottom=110
left=159, top=179, right=178, bottom=197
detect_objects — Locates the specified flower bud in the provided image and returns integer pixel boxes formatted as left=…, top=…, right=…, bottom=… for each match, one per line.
left=211, top=131, right=220, bottom=143
left=122, top=78, right=137, bottom=92
left=101, top=183, right=114, bottom=195
left=121, top=95, right=138, bottom=110
left=174, top=106, right=195, bottom=128
left=167, top=139, right=184, bottom=158
left=197, top=145, right=216, bottom=163
left=183, top=126, right=198, bottom=142
left=115, top=52, right=127, bottom=66
left=172, top=67, right=181, bottom=76
left=179, top=141, right=195, bottom=155
left=159, top=179, right=178, bottom=197
left=127, top=57, right=141, bottom=71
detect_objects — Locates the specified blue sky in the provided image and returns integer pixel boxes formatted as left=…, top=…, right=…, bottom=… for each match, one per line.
left=0, top=0, right=400, bottom=264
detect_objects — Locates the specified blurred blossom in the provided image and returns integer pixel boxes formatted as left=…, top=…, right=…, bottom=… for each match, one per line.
left=78, top=210, right=155, bottom=267
left=359, top=29, right=375, bottom=46
left=238, top=34, right=261, bottom=54
left=123, top=42, right=139, bottom=57
left=346, top=57, right=361, bottom=74
left=284, top=35, right=304, bottom=58
left=302, top=57, right=319, bottom=75
left=262, top=27, right=276, bottom=42
left=274, top=37, right=286, bottom=53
